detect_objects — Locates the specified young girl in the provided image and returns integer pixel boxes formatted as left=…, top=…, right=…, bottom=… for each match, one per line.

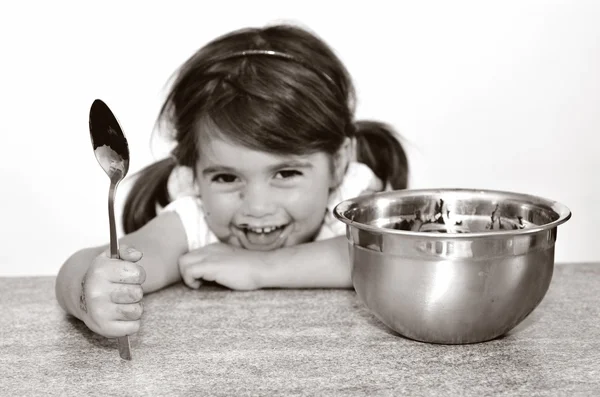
left=55, top=24, right=409, bottom=339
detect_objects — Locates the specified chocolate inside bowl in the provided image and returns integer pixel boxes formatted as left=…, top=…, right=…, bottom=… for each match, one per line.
left=333, top=188, right=571, bottom=344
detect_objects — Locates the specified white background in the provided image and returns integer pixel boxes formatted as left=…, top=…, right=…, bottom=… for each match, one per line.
left=1, top=1, right=598, bottom=276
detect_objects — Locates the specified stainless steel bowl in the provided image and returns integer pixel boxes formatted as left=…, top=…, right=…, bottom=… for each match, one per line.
left=333, top=188, right=571, bottom=344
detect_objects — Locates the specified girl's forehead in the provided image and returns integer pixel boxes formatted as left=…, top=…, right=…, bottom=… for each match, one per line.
left=197, top=135, right=325, bottom=168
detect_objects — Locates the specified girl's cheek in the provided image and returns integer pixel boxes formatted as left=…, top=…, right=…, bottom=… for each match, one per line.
left=280, top=190, right=308, bottom=212
left=203, top=192, right=238, bottom=223
left=282, top=187, right=328, bottom=218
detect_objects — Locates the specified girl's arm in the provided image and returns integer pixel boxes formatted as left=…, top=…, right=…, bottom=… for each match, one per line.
left=178, top=236, right=353, bottom=290
left=261, top=236, right=352, bottom=289
left=55, top=211, right=189, bottom=319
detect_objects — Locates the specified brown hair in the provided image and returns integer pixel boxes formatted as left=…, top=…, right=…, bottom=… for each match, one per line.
left=122, top=24, right=408, bottom=233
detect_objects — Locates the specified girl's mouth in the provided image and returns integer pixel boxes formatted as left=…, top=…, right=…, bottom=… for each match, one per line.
left=234, top=224, right=291, bottom=251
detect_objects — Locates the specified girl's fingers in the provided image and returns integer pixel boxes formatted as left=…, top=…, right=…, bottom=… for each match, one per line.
left=102, top=244, right=143, bottom=263
left=86, top=305, right=142, bottom=338
left=359, top=176, right=384, bottom=196
left=110, top=284, right=144, bottom=304
left=119, top=246, right=144, bottom=263
left=179, top=260, right=215, bottom=289
left=178, top=254, right=198, bottom=288
left=113, top=302, right=144, bottom=321
left=104, top=261, right=146, bottom=285
left=180, top=265, right=202, bottom=289
left=368, top=176, right=384, bottom=191
left=105, top=320, right=141, bottom=338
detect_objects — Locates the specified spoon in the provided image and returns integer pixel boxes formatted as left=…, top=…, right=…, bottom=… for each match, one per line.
left=88, top=99, right=133, bottom=360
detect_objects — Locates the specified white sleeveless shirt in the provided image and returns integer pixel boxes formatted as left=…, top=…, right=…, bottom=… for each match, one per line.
left=160, top=162, right=381, bottom=251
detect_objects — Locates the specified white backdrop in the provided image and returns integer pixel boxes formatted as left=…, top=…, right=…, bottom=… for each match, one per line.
left=1, top=1, right=598, bottom=276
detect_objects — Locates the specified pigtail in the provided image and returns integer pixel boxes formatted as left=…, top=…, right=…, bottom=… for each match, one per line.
left=121, top=158, right=177, bottom=234
left=354, top=121, right=409, bottom=190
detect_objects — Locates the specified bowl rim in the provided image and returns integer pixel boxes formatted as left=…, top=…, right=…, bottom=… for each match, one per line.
left=332, top=187, right=572, bottom=239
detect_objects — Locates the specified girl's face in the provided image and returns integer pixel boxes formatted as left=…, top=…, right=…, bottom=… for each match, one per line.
left=195, top=134, right=345, bottom=251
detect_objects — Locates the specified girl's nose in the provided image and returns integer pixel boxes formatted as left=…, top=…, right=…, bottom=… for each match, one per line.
left=240, top=184, right=277, bottom=217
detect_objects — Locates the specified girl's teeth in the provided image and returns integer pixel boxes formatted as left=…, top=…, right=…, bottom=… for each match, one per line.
left=248, top=226, right=279, bottom=234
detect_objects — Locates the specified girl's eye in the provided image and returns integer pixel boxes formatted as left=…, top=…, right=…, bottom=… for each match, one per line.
left=275, top=170, right=303, bottom=179
left=211, top=174, right=239, bottom=183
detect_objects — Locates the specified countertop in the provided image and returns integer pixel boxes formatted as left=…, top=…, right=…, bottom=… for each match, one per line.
left=1, top=263, right=599, bottom=396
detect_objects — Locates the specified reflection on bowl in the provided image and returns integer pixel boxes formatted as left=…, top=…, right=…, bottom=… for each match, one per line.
left=333, top=188, right=571, bottom=344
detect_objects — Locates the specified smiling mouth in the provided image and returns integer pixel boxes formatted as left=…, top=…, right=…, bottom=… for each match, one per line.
left=236, top=224, right=290, bottom=250
left=245, top=225, right=285, bottom=234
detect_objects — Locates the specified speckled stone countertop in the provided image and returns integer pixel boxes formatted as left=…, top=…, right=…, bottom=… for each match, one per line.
left=1, top=263, right=599, bottom=396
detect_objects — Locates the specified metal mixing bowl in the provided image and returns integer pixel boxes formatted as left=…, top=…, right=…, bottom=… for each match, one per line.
left=333, top=188, right=571, bottom=344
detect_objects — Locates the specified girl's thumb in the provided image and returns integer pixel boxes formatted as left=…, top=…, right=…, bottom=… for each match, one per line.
left=118, top=245, right=144, bottom=262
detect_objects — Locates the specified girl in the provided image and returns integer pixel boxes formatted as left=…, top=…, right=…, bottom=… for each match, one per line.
left=55, top=24, right=409, bottom=339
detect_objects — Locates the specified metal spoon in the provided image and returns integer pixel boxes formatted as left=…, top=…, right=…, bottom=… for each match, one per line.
left=88, top=99, right=133, bottom=360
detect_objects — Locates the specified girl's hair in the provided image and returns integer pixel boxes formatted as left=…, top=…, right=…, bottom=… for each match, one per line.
left=122, top=24, right=408, bottom=234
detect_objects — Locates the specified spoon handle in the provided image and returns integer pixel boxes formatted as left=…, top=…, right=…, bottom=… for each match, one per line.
left=108, top=175, right=132, bottom=360
left=108, top=176, right=121, bottom=259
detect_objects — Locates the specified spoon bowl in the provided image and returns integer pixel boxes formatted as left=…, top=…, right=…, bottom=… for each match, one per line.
left=89, top=100, right=130, bottom=181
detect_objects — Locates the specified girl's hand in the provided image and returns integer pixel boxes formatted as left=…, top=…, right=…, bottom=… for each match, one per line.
left=178, top=243, right=268, bottom=291
left=359, top=175, right=384, bottom=196
left=80, top=245, right=146, bottom=338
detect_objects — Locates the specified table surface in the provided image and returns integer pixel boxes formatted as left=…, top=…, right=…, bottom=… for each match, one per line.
left=1, top=263, right=599, bottom=396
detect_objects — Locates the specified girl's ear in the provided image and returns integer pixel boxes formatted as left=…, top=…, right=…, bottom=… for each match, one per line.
left=330, top=137, right=354, bottom=189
